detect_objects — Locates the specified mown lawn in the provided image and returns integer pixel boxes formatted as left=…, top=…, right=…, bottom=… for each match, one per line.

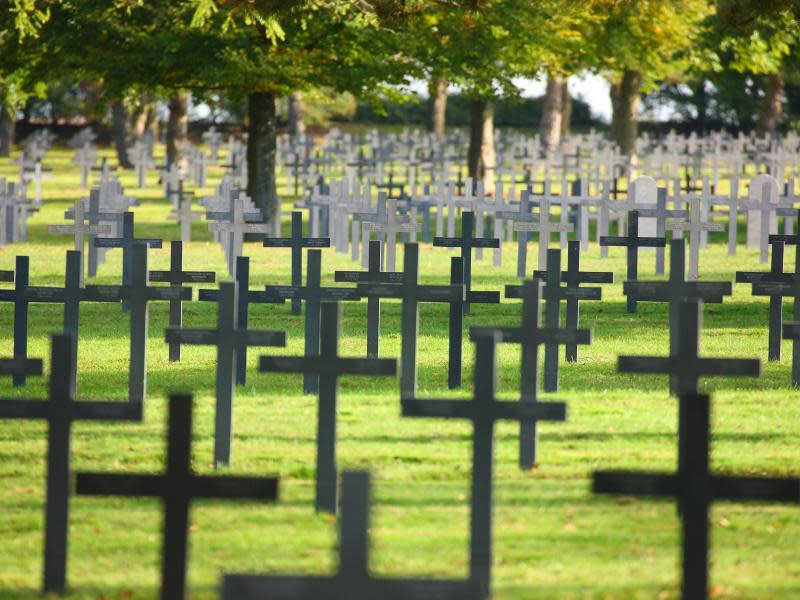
left=0, top=147, right=798, bottom=599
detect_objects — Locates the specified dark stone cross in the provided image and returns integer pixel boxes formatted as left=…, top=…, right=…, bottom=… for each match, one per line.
left=0, top=334, right=142, bottom=594
left=260, top=302, right=396, bottom=513
left=752, top=242, right=800, bottom=386
left=600, top=210, right=667, bottom=313
left=533, top=240, right=612, bottom=363
left=149, top=240, right=216, bottom=362
left=334, top=240, right=403, bottom=358
left=507, top=249, right=595, bottom=392
left=618, top=300, right=760, bottom=492
left=222, top=470, right=475, bottom=600
left=471, top=280, right=579, bottom=469
left=736, top=240, right=787, bottom=361
left=76, top=393, right=278, bottom=600
left=94, top=211, right=162, bottom=310
left=402, top=334, right=566, bottom=598
left=434, top=211, right=499, bottom=314
left=266, top=249, right=361, bottom=394
left=199, top=256, right=285, bottom=385
left=0, top=256, right=32, bottom=386
left=0, top=269, right=13, bottom=282
left=356, top=243, right=464, bottom=399
left=263, top=211, right=330, bottom=314
left=625, top=239, right=732, bottom=394
left=166, top=281, right=286, bottom=466
left=71, top=189, right=125, bottom=278
left=594, top=392, right=799, bottom=600
left=84, top=243, right=191, bottom=403
left=448, top=256, right=500, bottom=389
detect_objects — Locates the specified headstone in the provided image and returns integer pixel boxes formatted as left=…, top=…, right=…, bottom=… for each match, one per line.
left=260, top=303, right=396, bottom=512
left=263, top=211, right=330, bottom=314
left=166, top=282, right=286, bottom=465
left=433, top=211, right=499, bottom=314
left=628, top=176, right=658, bottom=238
left=600, top=211, right=667, bottom=313
left=594, top=392, right=798, bottom=600
left=334, top=240, right=403, bottom=358
left=76, top=393, right=278, bottom=600
left=0, top=334, right=141, bottom=593
left=149, top=241, right=216, bottom=362
left=265, top=250, right=361, bottom=393
left=402, top=334, right=566, bottom=598
left=356, top=243, right=464, bottom=399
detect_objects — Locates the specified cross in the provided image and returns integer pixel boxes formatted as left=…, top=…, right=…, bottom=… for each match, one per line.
left=84, top=243, right=192, bottom=403
left=72, top=144, right=97, bottom=189
left=76, top=393, right=278, bottom=600
left=356, top=243, right=464, bottom=399
left=618, top=300, right=759, bottom=486
left=634, top=187, right=688, bottom=275
left=447, top=256, right=500, bottom=389
left=736, top=240, right=787, bottom=361
left=260, top=302, right=396, bottom=512
left=166, top=281, right=286, bottom=466
left=170, top=181, right=201, bottom=244
left=1, top=334, right=142, bottom=594
left=507, top=249, right=595, bottom=392
left=334, top=240, right=403, bottom=358
left=668, top=196, right=725, bottom=280
left=263, top=211, right=330, bottom=315
left=72, top=189, right=126, bottom=278
left=94, top=211, right=162, bottom=310
left=471, top=280, right=581, bottom=469
left=0, top=269, right=12, bottom=282
left=402, top=333, right=566, bottom=598
left=533, top=240, right=612, bottom=362
left=594, top=392, right=798, bottom=600
left=266, top=249, right=361, bottom=394
left=433, top=211, right=499, bottom=314
left=0, top=255, right=32, bottom=386
left=625, top=240, right=732, bottom=394
left=149, top=241, right=216, bottom=362
left=600, top=210, right=667, bottom=313
left=208, top=197, right=272, bottom=277
left=48, top=199, right=112, bottom=286
left=514, top=186, right=573, bottom=272
left=752, top=242, right=800, bottom=386
left=222, top=470, right=475, bottom=599
left=361, top=192, right=419, bottom=272
left=495, top=189, right=535, bottom=277
left=198, top=256, right=286, bottom=385
left=90, top=156, right=116, bottom=185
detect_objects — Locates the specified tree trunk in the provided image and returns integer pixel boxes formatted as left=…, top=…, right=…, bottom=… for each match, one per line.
left=539, top=73, right=565, bottom=153
left=467, top=99, right=495, bottom=188
left=287, top=92, right=306, bottom=137
left=694, top=80, right=708, bottom=135
left=111, top=100, right=133, bottom=169
left=427, top=78, right=448, bottom=138
left=167, top=91, right=190, bottom=171
left=130, top=92, right=155, bottom=140
left=0, top=103, right=14, bottom=157
left=247, top=91, right=279, bottom=227
left=560, top=82, right=572, bottom=139
left=757, top=70, right=783, bottom=137
left=609, top=69, right=642, bottom=156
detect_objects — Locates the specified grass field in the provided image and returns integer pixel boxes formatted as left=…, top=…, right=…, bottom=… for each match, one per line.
left=1, top=147, right=799, bottom=599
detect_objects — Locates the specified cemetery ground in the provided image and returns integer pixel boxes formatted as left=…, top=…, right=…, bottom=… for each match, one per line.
left=1, top=149, right=800, bottom=599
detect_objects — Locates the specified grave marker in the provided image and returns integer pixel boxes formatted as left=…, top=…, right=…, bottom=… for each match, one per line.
left=1, top=334, right=141, bottom=593
left=260, top=303, right=396, bottom=512
left=166, top=282, right=286, bottom=465
left=76, top=393, right=278, bottom=600
left=263, top=211, right=330, bottom=314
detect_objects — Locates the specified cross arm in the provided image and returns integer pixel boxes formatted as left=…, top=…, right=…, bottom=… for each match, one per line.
left=146, top=286, right=193, bottom=301
left=711, top=475, right=800, bottom=502
left=467, top=290, right=500, bottom=304
left=417, top=285, right=465, bottom=303
left=735, top=271, right=792, bottom=284
left=238, top=330, right=287, bottom=347
left=260, top=356, right=397, bottom=377
left=593, top=471, right=677, bottom=497
left=26, top=286, right=67, bottom=303
left=149, top=271, right=216, bottom=284
left=0, top=358, right=43, bottom=377
left=189, top=475, right=279, bottom=500
left=402, top=398, right=567, bottom=421
left=264, top=285, right=307, bottom=300
left=0, top=399, right=50, bottom=419
left=623, top=281, right=732, bottom=301
left=768, top=234, right=800, bottom=245
left=0, top=271, right=13, bottom=282
left=784, top=323, right=800, bottom=338
left=82, top=285, right=125, bottom=302
left=75, top=473, right=166, bottom=497
left=72, top=401, right=143, bottom=422
left=335, top=271, right=404, bottom=284
left=94, top=238, right=163, bottom=248
left=263, top=238, right=330, bottom=248
left=221, top=576, right=331, bottom=599
left=533, top=270, right=614, bottom=284
left=166, top=328, right=218, bottom=345
left=49, top=224, right=111, bottom=235
left=752, top=281, right=799, bottom=297
left=356, top=283, right=403, bottom=298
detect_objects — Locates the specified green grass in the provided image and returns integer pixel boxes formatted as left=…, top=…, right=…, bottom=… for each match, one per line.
left=1, top=147, right=799, bottom=599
